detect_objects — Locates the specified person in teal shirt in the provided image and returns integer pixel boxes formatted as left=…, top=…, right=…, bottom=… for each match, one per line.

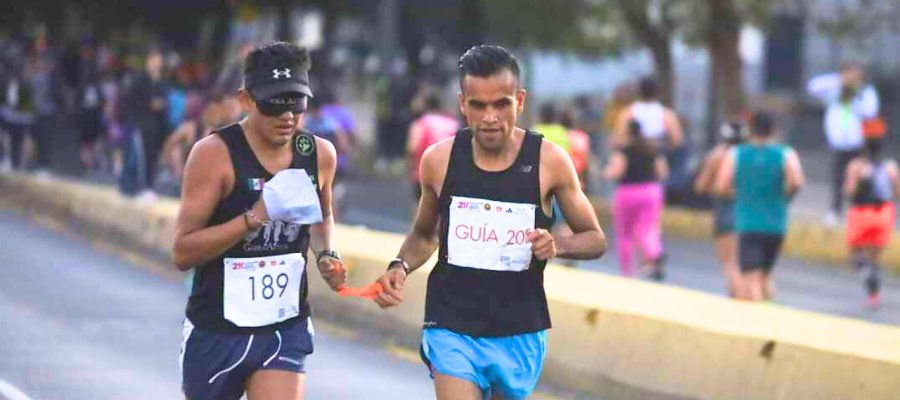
left=714, top=112, right=805, bottom=302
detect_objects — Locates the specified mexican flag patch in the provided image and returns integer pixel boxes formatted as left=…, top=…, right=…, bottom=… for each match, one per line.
left=248, top=178, right=265, bottom=191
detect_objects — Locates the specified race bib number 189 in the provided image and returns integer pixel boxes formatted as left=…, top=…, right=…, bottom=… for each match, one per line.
left=223, top=253, right=304, bottom=327
left=447, top=196, right=535, bottom=272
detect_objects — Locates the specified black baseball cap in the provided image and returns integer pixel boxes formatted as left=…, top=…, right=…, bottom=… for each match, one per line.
left=244, top=62, right=313, bottom=100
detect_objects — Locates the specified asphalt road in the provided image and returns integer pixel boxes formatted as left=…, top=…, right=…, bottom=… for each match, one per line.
left=0, top=210, right=436, bottom=400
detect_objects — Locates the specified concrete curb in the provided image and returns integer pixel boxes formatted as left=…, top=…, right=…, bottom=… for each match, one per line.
left=590, top=199, right=900, bottom=270
left=3, top=171, right=900, bottom=400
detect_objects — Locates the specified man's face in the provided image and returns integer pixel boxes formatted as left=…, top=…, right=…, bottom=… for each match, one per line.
left=841, top=65, right=864, bottom=87
left=146, top=53, right=163, bottom=75
left=458, top=70, right=526, bottom=152
left=239, top=90, right=307, bottom=146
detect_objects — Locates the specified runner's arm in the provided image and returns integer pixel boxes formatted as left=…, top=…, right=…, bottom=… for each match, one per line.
left=373, top=143, right=447, bottom=309
left=405, top=120, right=424, bottom=174
left=887, top=160, right=900, bottom=200
left=172, top=136, right=265, bottom=270
left=309, top=137, right=346, bottom=291
left=854, top=86, right=879, bottom=119
left=784, top=147, right=805, bottom=199
left=806, top=73, right=840, bottom=103
left=161, top=121, right=192, bottom=177
left=603, top=151, right=626, bottom=180
left=663, top=109, right=684, bottom=148
left=395, top=144, right=445, bottom=272
left=545, top=142, right=606, bottom=260
left=694, top=147, right=724, bottom=194
left=713, top=149, right=736, bottom=198
left=655, top=154, right=670, bottom=182
left=309, top=137, right=338, bottom=256
left=843, top=158, right=862, bottom=197
left=610, top=108, right=633, bottom=148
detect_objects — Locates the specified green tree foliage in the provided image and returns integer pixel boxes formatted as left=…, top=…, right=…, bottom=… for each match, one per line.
left=474, top=0, right=780, bottom=114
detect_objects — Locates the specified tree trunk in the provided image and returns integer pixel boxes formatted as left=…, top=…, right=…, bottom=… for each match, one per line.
left=707, top=0, right=745, bottom=122
left=617, top=0, right=675, bottom=107
left=647, top=34, right=675, bottom=107
left=277, top=2, right=293, bottom=42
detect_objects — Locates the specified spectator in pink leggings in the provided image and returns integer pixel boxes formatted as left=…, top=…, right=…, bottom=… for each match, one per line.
left=605, top=120, right=669, bottom=279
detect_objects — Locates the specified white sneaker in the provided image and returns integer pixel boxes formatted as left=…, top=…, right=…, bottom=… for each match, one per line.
left=33, top=169, right=53, bottom=181
left=136, top=189, right=159, bottom=203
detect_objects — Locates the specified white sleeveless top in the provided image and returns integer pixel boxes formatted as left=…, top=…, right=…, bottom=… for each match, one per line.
left=630, top=101, right=666, bottom=140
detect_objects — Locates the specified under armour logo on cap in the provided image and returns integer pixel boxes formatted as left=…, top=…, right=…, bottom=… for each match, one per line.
left=272, top=68, right=292, bottom=79
left=245, top=62, right=312, bottom=99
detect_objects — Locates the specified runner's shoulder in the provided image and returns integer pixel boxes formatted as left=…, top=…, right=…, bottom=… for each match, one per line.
left=419, top=136, right=455, bottom=183
left=538, top=134, right=572, bottom=168
left=181, top=133, right=232, bottom=192
left=781, top=144, right=799, bottom=157
left=312, top=134, right=337, bottom=161
left=422, top=135, right=455, bottom=165
left=188, top=133, right=229, bottom=165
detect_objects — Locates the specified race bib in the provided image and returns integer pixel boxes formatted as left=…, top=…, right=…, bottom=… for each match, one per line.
left=223, top=253, right=304, bottom=327
left=447, top=196, right=535, bottom=272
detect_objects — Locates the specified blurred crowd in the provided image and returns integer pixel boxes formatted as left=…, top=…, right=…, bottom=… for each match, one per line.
left=0, top=32, right=360, bottom=204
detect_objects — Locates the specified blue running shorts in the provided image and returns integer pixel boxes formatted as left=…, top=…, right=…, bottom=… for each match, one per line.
left=420, top=328, right=547, bottom=400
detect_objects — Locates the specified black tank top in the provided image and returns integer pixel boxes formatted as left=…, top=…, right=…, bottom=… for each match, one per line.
left=619, top=145, right=658, bottom=184
left=853, top=160, right=892, bottom=206
left=185, top=123, right=319, bottom=333
left=426, top=128, right=553, bottom=337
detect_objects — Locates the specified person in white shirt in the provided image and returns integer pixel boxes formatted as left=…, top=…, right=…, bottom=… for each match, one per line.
left=612, top=77, right=683, bottom=150
left=807, top=63, right=879, bottom=222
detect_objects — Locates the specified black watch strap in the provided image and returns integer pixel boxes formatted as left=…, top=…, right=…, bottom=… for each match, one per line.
left=387, top=258, right=410, bottom=275
left=317, top=250, right=341, bottom=263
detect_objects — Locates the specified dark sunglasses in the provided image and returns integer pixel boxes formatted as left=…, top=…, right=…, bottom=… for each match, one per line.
left=251, top=92, right=309, bottom=117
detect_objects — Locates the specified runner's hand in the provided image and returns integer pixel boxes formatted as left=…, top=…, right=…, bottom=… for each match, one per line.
left=373, top=267, right=406, bottom=309
left=318, top=256, right=347, bottom=292
left=527, top=229, right=557, bottom=261
left=250, top=197, right=270, bottom=222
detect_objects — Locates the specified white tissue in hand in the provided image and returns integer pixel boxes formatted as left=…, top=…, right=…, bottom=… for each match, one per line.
left=262, top=169, right=323, bottom=224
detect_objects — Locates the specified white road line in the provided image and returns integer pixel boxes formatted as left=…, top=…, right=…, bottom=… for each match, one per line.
left=0, top=379, right=34, bottom=400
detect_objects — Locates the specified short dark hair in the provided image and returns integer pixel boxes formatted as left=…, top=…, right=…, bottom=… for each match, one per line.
left=840, top=84, right=857, bottom=102
left=750, top=111, right=775, bottom=137
left=864, top=137, right=884, bottom=160
left=840, top=61, right=863, bottom=73
left=243, top=42, right=311, bottom=78
left=425, top=93, right=442, bottom=111
left=457, top=45, right=520, bottom=90
left=639, top=77, right=658, bottom=99
left=629, top=119, right=643, bottom=138
left=560, top=109, right=576, bottom=129
left=628, top=119, right=654, bottom=154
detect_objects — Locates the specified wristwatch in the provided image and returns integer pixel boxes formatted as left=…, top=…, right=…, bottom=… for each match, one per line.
left=387, top=258, right=410, bottom=275
left=316, top=250, right=341, bottom=263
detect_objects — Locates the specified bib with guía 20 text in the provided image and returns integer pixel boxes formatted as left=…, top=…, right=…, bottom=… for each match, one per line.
left=447, top=196, right=535, bottom=272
